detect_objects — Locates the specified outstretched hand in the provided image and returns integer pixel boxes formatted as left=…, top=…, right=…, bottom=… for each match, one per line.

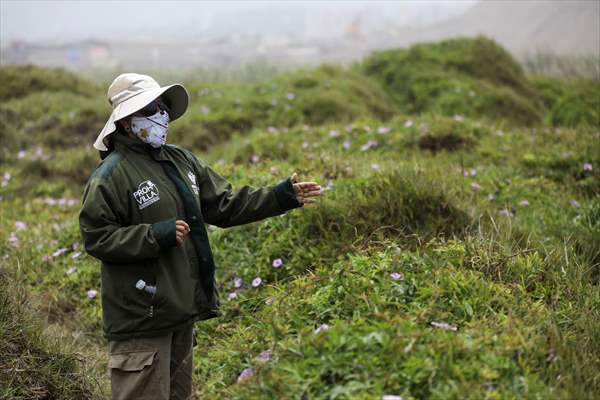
left=291, top=172, right=322, bottom=206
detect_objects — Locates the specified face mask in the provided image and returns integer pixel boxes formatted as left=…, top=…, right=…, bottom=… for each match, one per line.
left=130, top=110, right=170, bottom=148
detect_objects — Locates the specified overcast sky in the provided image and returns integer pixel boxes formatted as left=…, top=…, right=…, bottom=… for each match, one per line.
left=0, top=1, right=478, bottom=48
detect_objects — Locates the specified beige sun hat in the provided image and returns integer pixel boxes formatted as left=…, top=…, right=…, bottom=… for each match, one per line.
left=94, top=73, right=189, bottom=151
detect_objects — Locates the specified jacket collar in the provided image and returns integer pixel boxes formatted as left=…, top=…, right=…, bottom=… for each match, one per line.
left=113, top=133, right=165, bottom=160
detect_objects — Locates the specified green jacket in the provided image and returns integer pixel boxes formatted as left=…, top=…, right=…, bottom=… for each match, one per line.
left=79, top=133, right=303, bottom=340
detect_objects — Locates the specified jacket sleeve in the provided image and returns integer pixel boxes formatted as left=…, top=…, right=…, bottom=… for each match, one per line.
left=192, top=157, right=304, bottom=228
left=79, top=177, right=177, bottom=263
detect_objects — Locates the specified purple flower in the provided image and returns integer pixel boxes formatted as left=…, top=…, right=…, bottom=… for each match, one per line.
left=267, top=126, right=278, bottom=134
left=8, top=232, right=18, bottom=246
left=66, top=267, right=77, bottom=275
left=86, top=289, right=98, bottom=299
left=377, top=126, right=391, bottom=134
left=234, top=277, right=243, bottom=288
left=453, top=114, right=465, bottom=122
left=519, top=200, right=530, bottom=207
left=17, top=150, right=26, bottom=159
left=583, top=163, right=593, bottom=172
left=390, top=272, right=403, bottom=280
left=272, top=258, right=283, bottom=268
left=52, top=247, right=68, bottom=257
left=252, top=277, right=262, bottom=287
left=495, top=130, right=505, bottom=137
left=470, top=182, right=481, bottom=190
left=237, top=367, right=255, bottom=383
left=345, top=125, right=353, bottom=132
left=570, top=200, right=581, bottom=208
left=227, top=292, right=238, bottom=300
left=270, top=99, right=278, bottom=106
left=257, top=350, right=271, bottom=362
left=499, top=208, right=513, bottom=218
left=250, top=154, right=260, bottom=164
left=200, top=105, right=210, bottom=114
left=314, top=323, right=330, bottom=333
left=404, top=120, right=413, bottom=128
left=382, top=396, right=404, bottom=400
left=285, top=92, right=295, bottom=100
left=342, top=140, right=351, bottom=150
left=430, top=321, right=458, bottom=331
left=42, top=255, right=52, bottom=263
left=371, top=163, right=381, bottom=170
left=15, top=221, right=27, bottom=231
left=302, top=141, right=309, bottom=149
left=71, top=251, right=82, bottom=259
left=329, top=129, right=340, bottom=137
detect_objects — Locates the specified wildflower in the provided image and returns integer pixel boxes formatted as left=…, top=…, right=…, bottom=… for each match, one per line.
left=495, top=130, right=504, bottom=137
left=71, top=251, right=82, bottom=259
left=272, top=258, right=283, bottom=268
left=200, top=105, right=210, bottom=114
left=382, top=396, right=404, bottom=400
left=470, top=182, right=481, bottom=190
left=265, top=297, right=274, bottom=305
left=371, top=163, right=380, bottom=170
left=267, top=126, right=278, bottom=134
left=250, top=154, right=260, bottom=164
left=237, top=367, right=255, bottom=383
left=252, top=277, right=262, bottom=287
left=52, top=247, right=68, bottom=257
left=345, top=125, right=353, bottom=132
left=342, top=139, right=351, bottom=150
left=329, top=129, right=340, bottom=137
left=257, top=350, right=271, bottom=362
left=42, top=255, right=52, bottom=263
left=72, top=242, right=80, bottom=251
left=570, top=200, right=580, bottom=208
left=8, top=232, right=18, bottom=246
left=234, top=277, right=243, bottom=288
left=17, top=150, right=26, bottom=159
left=86, top=289, right=98, bottom=299
left=3, top=172, right=11, bottom=182
left=285, top=92, right=295, bottom=100
left=583, top=163, right=593, bottom=172
left=270, top=166, right=279, bottom=174
left=314, top=323, right=330, bottom=333
left=66, top=267, right=77, bottom=275
left=430, top=321, right=458, bottom=331
left=453, top=114, right=465, bottom=122
left=302, top=141, right=309, bottom=149
left=390, top=272, right=403, bottom=280
left=404, top=120, right=413, bottom=128
left=418, top=122, right=427, bottom=131
left=377, top=126, right=390, bottom=134
left=227, top=292, right=238, bottom=300
left=217, top=158, right=225, bottom=165
left=15, top=221, right=27, bottom=231
left=519, top=200, right=530, bottom=207
left=499, top=208, right=513, bottom=218
left=270, top=99, right=278, bottom=106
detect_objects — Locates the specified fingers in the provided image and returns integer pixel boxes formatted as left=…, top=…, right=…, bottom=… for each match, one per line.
left=175, top=219, right=190, bottom=246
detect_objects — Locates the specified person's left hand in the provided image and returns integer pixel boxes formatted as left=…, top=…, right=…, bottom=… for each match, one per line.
left=291, top=172, right=322, bottom=205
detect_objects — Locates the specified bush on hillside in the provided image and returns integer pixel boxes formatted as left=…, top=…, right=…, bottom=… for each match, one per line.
left=0, top=65, right=99, bottom=102
left=360, top=36, right=543, bottom=125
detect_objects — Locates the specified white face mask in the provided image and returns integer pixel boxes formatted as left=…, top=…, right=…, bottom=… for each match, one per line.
left=130, top=110, right=170, bottom=148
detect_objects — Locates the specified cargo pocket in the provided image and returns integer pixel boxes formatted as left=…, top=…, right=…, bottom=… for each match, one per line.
left=109, top=350, right=164, bottom=400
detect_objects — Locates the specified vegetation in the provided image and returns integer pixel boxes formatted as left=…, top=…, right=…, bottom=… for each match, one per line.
left=1, top=37, right=599, bottom=399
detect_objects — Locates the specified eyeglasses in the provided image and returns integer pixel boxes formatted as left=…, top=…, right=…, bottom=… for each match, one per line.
left=137, top=98, right=171, bottom=117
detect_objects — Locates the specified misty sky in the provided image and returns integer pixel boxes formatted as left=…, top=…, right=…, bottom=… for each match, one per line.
left=1, top=1, right=478, bottom=48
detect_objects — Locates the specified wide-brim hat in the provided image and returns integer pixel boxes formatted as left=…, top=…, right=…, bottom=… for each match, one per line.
left=94, top=73, right=188, bottom=151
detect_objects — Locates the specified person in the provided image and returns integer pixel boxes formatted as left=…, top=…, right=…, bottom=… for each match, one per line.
left=78, top=73, right=322, bottom=400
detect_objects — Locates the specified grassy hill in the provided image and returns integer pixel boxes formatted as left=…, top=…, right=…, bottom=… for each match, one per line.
left=0, top=37, right=599, bottom=399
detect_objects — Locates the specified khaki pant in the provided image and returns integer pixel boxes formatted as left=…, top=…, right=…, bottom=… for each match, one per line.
left=108, top=324, right=196, bottom=400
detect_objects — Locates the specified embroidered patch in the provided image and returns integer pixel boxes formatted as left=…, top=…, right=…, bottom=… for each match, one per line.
left=133, top=180, right=160, bottom=209
left=187, top=171, right=199, bottom=195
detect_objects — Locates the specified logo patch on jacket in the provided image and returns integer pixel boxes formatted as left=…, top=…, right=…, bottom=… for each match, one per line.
left=187, top=171, right=199, bottom=195
left=133, top=180, right=160, bottom=209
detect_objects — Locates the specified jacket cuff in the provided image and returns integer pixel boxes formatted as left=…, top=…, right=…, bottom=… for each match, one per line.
left=152, top=218, right=177, bottom=249
left=272, top=177, right=304, bottom=212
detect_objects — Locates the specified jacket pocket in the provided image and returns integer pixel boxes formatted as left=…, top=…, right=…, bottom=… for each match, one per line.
left=108, top=350, right=164, bottom=400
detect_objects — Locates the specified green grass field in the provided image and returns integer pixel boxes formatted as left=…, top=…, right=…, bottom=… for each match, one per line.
left=1, top=36, right=599, bottom=399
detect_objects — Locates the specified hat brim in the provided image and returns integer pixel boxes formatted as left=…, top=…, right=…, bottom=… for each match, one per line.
left=94, top=84, right=189, bottom=151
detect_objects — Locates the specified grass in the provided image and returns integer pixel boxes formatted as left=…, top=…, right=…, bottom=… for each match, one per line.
left=1, top=36, right=599, bottom=399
